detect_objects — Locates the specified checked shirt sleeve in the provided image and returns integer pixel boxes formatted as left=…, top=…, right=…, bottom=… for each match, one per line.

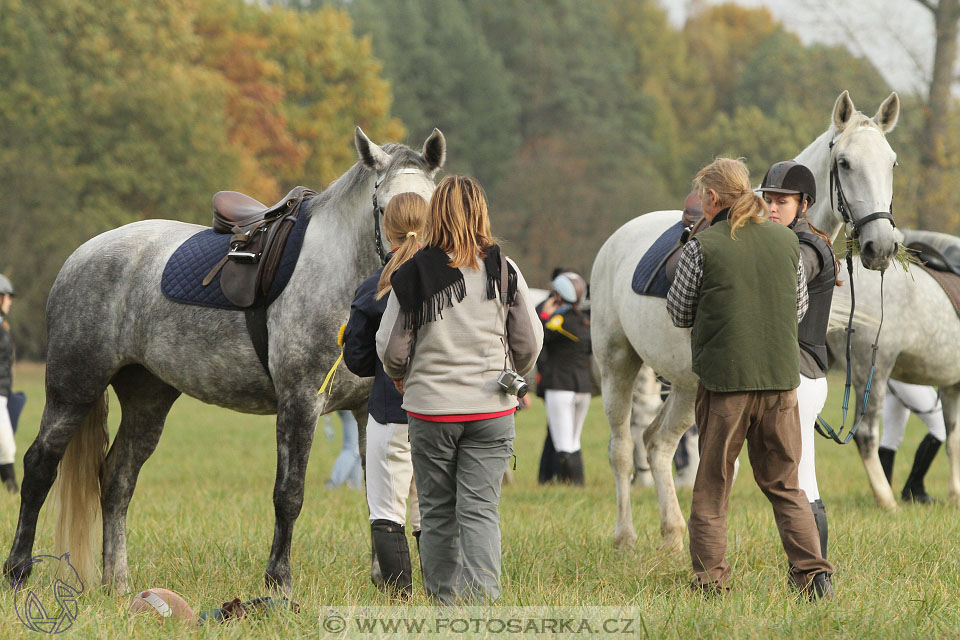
left=796, top=259, right=808, bottom=322
left=667, top=239, right=703, bottom=328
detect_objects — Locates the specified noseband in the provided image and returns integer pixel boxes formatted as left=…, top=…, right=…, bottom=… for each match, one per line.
left=828, top=135, right=895, bottom=238
left=371, top=168, right=428, bottom=265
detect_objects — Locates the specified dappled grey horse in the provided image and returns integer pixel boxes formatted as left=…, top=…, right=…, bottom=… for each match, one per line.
left=591, top=91, right=901, bottom=550
left=826, top=230, right=960, bottom=509
left=3, top=127, right=446, bottom=592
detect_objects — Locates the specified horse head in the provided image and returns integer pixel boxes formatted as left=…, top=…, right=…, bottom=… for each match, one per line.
left=354, top=126, right=446, bottom=263
left=825, top=90, right=900, bottom=270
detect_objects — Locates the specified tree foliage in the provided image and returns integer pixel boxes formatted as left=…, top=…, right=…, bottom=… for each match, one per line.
left=3, top=0, right=950, bottom=358
left=0, top=0, right=400, bottom=357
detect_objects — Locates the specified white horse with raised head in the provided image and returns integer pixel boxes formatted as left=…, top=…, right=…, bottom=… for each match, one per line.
left=826, top=228, right=960, bottom=509
left=591, top=91, right=900, bottom=550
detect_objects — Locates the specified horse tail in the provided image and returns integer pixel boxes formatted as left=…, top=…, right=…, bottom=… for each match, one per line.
left=55, top=392, right=109, bottom=589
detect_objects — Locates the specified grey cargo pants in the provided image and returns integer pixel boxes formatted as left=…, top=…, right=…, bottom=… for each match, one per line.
left=408, top=414, right=515, bottom=604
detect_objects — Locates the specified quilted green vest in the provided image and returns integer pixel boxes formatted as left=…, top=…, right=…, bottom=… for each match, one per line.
left=692, top=218, right=801, bottom=392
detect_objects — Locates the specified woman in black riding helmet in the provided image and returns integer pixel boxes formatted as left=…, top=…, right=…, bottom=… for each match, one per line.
left=760, top=160, right=839, bottom=561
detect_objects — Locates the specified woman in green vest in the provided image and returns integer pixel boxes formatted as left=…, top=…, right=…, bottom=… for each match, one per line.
left=666, top=157, right=834, bottom=599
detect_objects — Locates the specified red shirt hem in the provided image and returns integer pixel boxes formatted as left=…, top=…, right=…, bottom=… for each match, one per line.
left=407, top=407, right=517, bottom=423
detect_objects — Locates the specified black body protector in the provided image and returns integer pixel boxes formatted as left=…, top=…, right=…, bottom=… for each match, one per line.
left=793, top=219, right=836, bottom=375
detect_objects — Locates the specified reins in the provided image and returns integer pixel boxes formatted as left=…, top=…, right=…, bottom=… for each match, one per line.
left=814, top=241, right=885, bottom=444
left=815, top=138, right=894, bottom=444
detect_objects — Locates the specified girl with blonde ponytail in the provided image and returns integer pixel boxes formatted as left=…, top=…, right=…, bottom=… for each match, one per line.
left=341, top=191, right=428, bottom=600
left=377, top=192, right=428, bottom=299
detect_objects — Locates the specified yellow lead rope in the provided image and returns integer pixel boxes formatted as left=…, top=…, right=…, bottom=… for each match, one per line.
left=317, top=324, right=347, bottom=395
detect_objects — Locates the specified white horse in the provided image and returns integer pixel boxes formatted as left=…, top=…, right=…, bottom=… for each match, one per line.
left=591, top=91, right=901, bottom=550
left=826, top=236, right=960, bottom=508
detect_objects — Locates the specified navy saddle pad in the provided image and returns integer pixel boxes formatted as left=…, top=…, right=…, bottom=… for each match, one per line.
left=161, top=212, right=310, bottom=310
left=631, top=222, right=686, bottom=298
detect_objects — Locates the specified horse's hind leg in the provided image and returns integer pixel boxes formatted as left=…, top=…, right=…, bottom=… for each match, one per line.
left=597, top=342, right=642, bottom=549
left=100, top=366, right=180, bottom=593
left=3, top=395, right=102, bottom=586
left=939, top=385, right=960, bottom=506
left=266, top=394, right=321, bottom=592
left=644, top=385, right=695, bottom=552
left=630, top=366, right=662, bottom=488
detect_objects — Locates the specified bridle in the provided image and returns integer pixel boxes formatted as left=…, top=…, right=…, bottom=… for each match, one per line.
left=816, top=131, right=896, bottom=445
left=828, top=130, right=896, bottom=239
left=371, top=168, right=429, bottom=265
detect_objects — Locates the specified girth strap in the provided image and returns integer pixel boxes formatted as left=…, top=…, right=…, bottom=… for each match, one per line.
left=245, top=306, right=271, bottom=378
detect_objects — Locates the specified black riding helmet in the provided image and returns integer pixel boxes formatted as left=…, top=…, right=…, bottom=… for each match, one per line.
left=760, top=161, right=816, bottom=206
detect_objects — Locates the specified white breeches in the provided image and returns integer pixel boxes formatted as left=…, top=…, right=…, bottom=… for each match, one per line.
left=797, top=374, right=827, bottom=502
left=365, top=416, right=420, bottom=529
left=545, top=390, right=591, bottom=453
left=0, top=396, right=14, bottom=466
left=881, top=380, right=945, bottom=449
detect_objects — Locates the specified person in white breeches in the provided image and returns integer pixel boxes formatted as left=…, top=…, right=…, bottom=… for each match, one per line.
left=0, top=275, right=18, bottom=494
left=537, top=272, right=592, bottom=485
left=342, top=192, right=428, bottom=599
left=879, top=380, right=944, bottom=504
left=762, top=160, right=838, bottom=559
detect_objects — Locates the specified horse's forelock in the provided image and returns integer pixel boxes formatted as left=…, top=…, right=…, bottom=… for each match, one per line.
left=305, top=143, right=428, bottom=218
left=833, top=111, right=885, bottom=145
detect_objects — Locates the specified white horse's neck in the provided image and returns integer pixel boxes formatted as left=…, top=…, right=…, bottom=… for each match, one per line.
left=794, top=127, right=843, bottom=242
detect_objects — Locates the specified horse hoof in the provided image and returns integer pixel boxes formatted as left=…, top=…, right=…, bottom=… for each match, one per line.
left=674, top=471, right=696, bottom=489
left=264, top=571, right=292, bottom=596
left=612, top=529, right=637, bottom=549
left=657, top=536, right=684, bottom=553
left=632, top=470, right=654, bottom=488
left=876, top=495, right=898, bottom=511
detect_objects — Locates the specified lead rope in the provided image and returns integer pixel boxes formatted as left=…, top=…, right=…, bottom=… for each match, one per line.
left=814, top=243, right=885, bottom=444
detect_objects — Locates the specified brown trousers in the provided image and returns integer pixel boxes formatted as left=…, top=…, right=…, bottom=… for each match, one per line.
left=689, top=383, right=835, bottom=590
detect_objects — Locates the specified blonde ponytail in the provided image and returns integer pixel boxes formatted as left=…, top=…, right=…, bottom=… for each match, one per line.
left=376, top=193, right=429, bottom=299
left=693, top=158, right=767, bottom=238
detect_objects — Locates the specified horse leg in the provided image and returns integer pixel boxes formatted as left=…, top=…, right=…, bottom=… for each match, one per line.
left=939, top=385, right=960, bottom=506
left=598, top=345, right=641, bottom=549
left=853, top=380, right=898, bottom=510
left=630, top=366, right=661, bottom=488
left=3, top=393, right=105, bottom=587
left=100, top=366, right=180, bottom=593
left=265, top=395, right=320, bottom=592
left=644, top=385, right=695, bottom=552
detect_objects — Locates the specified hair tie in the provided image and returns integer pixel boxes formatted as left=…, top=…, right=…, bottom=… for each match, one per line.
left=406, top=231, right=417, bottom=238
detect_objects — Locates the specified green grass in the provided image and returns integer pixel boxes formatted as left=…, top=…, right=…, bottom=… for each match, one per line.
left=2, top=362, right=959, bottom=638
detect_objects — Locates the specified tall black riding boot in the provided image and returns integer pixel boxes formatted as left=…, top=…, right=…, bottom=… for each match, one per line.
left=556, top=452, right=572, bottom=483
left=0, top=463, right=17, bottom=494
left=878, top=447, right=896, bottom=485
left=567, top=450, right=585, bottom=486
left=370, top=520, right=412, bottom=599
left=810, top=499, right=828, bottom=559
left=538, top=426, right=559, bottom=484
left=902, top=434, right=942, bottom=504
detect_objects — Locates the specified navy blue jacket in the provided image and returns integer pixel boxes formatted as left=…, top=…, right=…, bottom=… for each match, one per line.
left=343, top=264, right=407, bottom=425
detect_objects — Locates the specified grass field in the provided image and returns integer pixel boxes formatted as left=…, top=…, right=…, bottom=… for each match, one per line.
left=1, top=362, right=959, bottom=638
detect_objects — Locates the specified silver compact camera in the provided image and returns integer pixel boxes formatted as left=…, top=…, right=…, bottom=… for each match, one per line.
left=497, top=369, right=529, bottom=398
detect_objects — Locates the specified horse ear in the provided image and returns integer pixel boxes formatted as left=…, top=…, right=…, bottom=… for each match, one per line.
left=832, top=90, right=856, bottom=132
left=422, top=128, right=446, bottom=172
left=873, top=92, right=900, bottom=133
left=354, top=126, right=391, bottom=172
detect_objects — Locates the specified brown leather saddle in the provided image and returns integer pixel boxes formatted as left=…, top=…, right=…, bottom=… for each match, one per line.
left=203, top=186, right=316, bottom=308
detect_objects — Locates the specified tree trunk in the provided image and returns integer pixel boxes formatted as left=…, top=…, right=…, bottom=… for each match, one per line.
left=917, top=0, right=960, bottom=230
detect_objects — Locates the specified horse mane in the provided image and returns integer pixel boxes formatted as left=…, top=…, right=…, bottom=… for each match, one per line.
left=832, top=111, right=884, bottom=144
left=306, top=143, right=429, bottom=218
